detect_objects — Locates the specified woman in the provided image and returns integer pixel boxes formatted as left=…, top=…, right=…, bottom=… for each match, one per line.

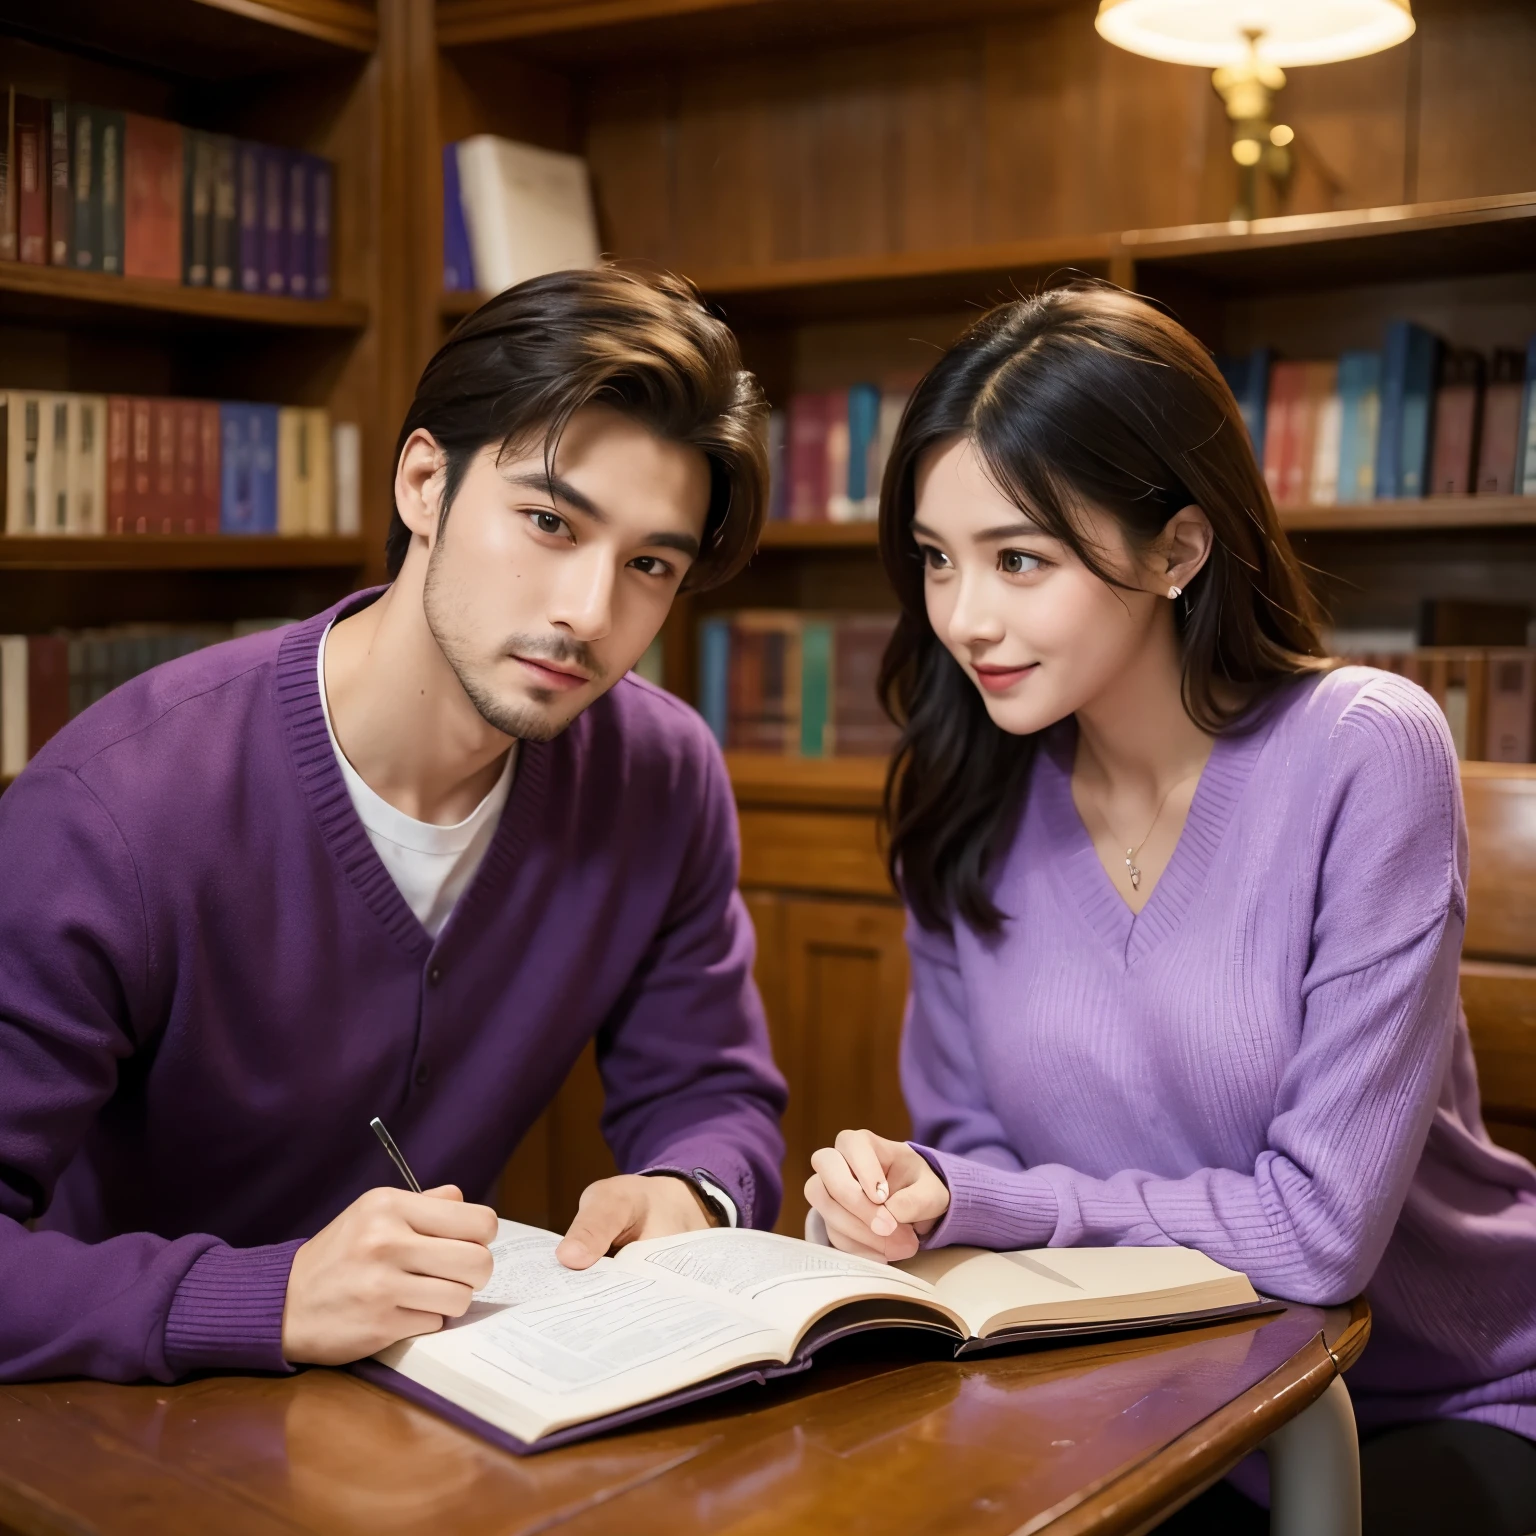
left=805, top=285, right=1536, bottom=1534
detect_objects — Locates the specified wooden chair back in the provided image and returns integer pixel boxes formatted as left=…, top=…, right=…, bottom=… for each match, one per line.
left=1460, top=763, right=1536, bottom=1164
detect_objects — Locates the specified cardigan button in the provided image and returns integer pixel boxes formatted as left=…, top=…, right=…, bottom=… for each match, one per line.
left=414, top=1063, right=431, bottom=1087
left=427, top=965, right=442, bottom=986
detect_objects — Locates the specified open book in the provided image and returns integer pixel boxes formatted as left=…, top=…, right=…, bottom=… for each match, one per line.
left=353, top=1222, right=1272, bottom=1453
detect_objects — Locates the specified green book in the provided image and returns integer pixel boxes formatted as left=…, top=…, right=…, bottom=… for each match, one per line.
left=799, top=618, right=832, bottom=758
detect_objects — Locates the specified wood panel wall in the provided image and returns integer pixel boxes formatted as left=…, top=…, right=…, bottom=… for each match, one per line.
left=575, top=0, right=1536, bottom=275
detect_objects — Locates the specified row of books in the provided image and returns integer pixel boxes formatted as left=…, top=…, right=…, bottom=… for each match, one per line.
left=698, top=611, right=900, bottom=757
left=0, top=392, right=361, bottom=538
left=1338, top=647, right=1536, bottom=763
left=0, top=622, right=288, bottom=776
left=1220, top=328, right=1536, bottom=507
left=769, top=382, right=916, bottom=524
left=0, top=89, right=333, bottom=298
left=442, top=136, right=598, bottom=299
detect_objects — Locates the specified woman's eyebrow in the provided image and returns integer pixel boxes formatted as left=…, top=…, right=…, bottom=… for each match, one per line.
left=911, top=516, right=1045, bottom=542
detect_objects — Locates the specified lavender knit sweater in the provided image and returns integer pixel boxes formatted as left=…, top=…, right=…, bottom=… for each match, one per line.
left=905, top=668, right=1536, bottom=1438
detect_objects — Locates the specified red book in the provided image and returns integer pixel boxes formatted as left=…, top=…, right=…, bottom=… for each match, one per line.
left=1486, top=650, right=1535, bottom=763
left=27, top=634, right=70, bottom=757
left=15, top=95, right=48, bottom=266
left=1429, top=350, right=1483, bottom=497
left=1476, top=350, right=1525, bottom=496
left=153, top=398, right=178, bottom=533
left=124, top=115, right=183, bottom=282
left=175, top=400, right=201, bottom=533
left=198, top=401, right=221, bottom=533
left=787, top=392, right=831, bottom=522
left=128, top=396, right=154, bottom=534
left=107, top=396, right=131, bottom=533
left=1261, top=362, right=1305, bottom=505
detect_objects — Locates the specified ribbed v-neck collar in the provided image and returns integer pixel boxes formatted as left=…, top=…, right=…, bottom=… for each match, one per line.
left=275, top=592, right=552, bottom=959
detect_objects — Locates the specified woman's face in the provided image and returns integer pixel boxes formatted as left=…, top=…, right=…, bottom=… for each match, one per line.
left=912, top=436, right=1172, bottom=737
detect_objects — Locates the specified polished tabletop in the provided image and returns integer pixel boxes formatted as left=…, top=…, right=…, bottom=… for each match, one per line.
left=0, top=1300, right=1368, bottom=1536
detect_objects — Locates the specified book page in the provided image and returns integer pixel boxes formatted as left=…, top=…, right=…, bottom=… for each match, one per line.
left=378, top=1223, right=788, bottom=1444
left=897, top=1245, right=1258, bottom=1338
left=616, top=1227, right=961, bottom=1343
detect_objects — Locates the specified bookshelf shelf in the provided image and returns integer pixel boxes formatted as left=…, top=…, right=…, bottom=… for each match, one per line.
left=0, top=265, right=369, bottom=334
left=758, top=522, right=879, bottom=550
left=0, top=537, right=368, bottom=572
left=727, top=751, right=887, bottom=811
left=1278, top=498, right=1536, bottom=533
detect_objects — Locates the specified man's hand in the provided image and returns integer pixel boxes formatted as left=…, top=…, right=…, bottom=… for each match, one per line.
left=805, top=1129, right=951, bottom=1262
left=281, top=1185, right=497, bottom=1365
left=556, top=1174, right=717, bottom=1270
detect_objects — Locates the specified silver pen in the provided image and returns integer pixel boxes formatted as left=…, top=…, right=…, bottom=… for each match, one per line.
left=369, top=1116, right=423, bottom=1194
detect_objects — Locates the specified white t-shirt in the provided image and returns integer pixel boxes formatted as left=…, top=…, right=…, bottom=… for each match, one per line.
left=316, top=623, right=738, bottom=1226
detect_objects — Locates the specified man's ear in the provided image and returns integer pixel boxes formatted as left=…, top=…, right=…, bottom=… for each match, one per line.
left=1159, top=504, right=1214, bottom=593
left=394, top=430, right=447, bottom=544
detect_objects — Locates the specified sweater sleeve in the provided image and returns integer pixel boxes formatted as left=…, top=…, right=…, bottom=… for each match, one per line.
left=912, top=681, right=1469, bottom=1307
left=0, top=766, right=298, bottom=1382
left=594, top=729, right=788, bottom=1231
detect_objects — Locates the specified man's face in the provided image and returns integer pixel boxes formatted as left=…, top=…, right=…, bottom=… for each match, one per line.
left=418, top=406, right=710, bottom=741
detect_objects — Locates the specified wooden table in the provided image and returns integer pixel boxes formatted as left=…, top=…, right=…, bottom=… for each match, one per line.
left=0, top=1300, right=1368, bottom=1536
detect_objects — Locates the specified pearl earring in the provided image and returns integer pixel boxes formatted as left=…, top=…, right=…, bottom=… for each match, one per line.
left=1168, top=585, right=1183, bottom=600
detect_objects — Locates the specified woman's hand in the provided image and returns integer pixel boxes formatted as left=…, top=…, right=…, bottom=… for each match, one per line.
left=806, top=1129, right=951, bottom=1262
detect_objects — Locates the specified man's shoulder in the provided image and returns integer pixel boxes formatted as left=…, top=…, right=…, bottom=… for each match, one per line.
left=575, top=673, right=726, bottom=798
left=30, top=626, right=289, bottom=783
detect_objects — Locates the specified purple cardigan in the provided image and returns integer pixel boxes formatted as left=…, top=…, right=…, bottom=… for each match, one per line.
left=0, top=594, right=786, bottom=1383
left=904, top=668, right=1536, bottom=1439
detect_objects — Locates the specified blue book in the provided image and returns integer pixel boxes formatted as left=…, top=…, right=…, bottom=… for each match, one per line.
left=1376, top=320, right=1441, bottom=498
left=698, top=617, right=730, bottom=747
left=1517, top=335, right=1536, bottom=495
left=219, top=404, right=279, bottom=533
left=845, top=383, right=881, bottom=509
left=442, top=142, right=475, bottom=293
left=1335, top=351, right=1382, bottom=505
left=1218, top=347, right=1271, bottom=460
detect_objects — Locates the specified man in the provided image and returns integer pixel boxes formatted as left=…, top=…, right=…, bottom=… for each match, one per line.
left=0, top=268, right=786, bottom=1381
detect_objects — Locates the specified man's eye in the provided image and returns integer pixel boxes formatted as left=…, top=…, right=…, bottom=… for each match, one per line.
left=532, top=511, right=565, bottom=535
left=630, top=555, right=673, bottom=578
left=999, top=550, right=1043, bottom=575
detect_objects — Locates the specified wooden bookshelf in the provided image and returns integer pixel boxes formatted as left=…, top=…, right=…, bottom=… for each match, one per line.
left=0, top=537, right=368, bottom=572
left=758, top=522, right=879, bottom=549
left=1279, top=498, right=1536, bottom=534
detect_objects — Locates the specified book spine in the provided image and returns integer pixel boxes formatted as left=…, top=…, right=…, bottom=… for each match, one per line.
left=305, top=409, right=331, bottom=533
left=1398, top=327, right=1441, bottom=498
left=210, top=136, right=236, bottom=289
left=1376, top=321, right=1411, bottom=498
left=198, top=401, right=220, bottom=533
left=262, top=147, right=286, bottom=295
left=332, top=421, right=360, bottom=535
left=788, top=393, right=829, bottom=522
left=99, top=111, right=124, bottom=276
left=799, top=618, right=833, bottom=758
left=106, top=396, right=130, bottom=533
left=237, top=141, right=262, bottom=292
left=308, top=156, right=331, bottom=300
left=219, top=404, right=249, bottom=532
left=128, top=396, right=153, bottom=533
left=825, top=391, right=852, bottom=522
left=1486, top=651, right=1536, bottom=763
left=441, top=142, right=473, bottom=292
left=176, top=400, right=200, bottom=533
left=0, top=393, right=8, bottom=533
left=1261, top=363, right=1298, bottom=504
left=18, top=393, right=41, bottom=533
left=0, top=88, right=15, bottom=261
left=277, top=406, right=303, bottom=534
left=16, top=97, right=46, bottom=265
left=48, top=100, right=69, bottom=265
left=70, top=105, right=96, bottom=270
left=0, top=635, right=27, bottom=776
left=845, top=383, right=881, bottom=519
left=1478, top=379, right=1523, bottom=496
left=152, top=398, right=177, bottom=533
left=250, top=404, right=278, bottom=531
left=1429, top=382, right=1479, bottom=498
left=124, top=114, right=183, bottom=282
left=75, top=396, right=106, bottom=535
left=46, top=395, right=69, bottom=533
left=183, top=129, right=212, bottom=286
left=27, top=634, right=70, bottom=758
left=697, top=617, right=730, bottom=747
left=1519, top=337, right=1536, bottom=496
left=766, top=408, right=787, bottom=522
left=285, top=153, right=309, bottom=298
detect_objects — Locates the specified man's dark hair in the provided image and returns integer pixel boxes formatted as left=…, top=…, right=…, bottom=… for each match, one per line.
left=386, top=266, right=768, bottom=588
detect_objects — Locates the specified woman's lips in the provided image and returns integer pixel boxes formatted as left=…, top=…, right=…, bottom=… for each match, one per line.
left=972, top=662, right=1038, bottom=694
left=513, top=654, right=590, bottom=691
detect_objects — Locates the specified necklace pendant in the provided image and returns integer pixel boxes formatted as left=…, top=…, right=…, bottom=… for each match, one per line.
left=1125, top=850, right=1141, bottom=891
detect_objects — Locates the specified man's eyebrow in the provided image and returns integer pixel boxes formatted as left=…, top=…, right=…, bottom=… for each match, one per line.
left=507, top=469, right=701, bottom=561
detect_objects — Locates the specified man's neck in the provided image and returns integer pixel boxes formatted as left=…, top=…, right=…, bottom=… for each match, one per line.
left=323, top=579, right=515, bottom=826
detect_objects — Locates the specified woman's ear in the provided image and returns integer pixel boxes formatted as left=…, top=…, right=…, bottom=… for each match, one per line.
left=394, top=429, right=447, bottom=543
left=1159, top=504, right=1214, bottom=594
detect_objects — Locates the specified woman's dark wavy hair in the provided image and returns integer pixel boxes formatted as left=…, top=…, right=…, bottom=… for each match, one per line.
left=878, top=281, right=1329, bottom=935
left=385, top=266, right=768, bottom=590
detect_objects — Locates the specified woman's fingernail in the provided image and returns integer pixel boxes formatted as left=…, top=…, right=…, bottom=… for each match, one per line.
left=871, top=1210, right=896, bottom=1236
left=874, top=1180, right=889, bottom=1202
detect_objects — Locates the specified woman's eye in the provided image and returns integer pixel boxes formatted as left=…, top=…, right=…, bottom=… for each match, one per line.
left=532, top=510, right=565, bottom=535
left=999, top=549, right=1043, bottom=575
left=920, top=545, right=951, bottom=571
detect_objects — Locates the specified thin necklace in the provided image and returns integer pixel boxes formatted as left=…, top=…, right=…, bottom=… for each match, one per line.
left=1111, top=772, right=1196, bottom=892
